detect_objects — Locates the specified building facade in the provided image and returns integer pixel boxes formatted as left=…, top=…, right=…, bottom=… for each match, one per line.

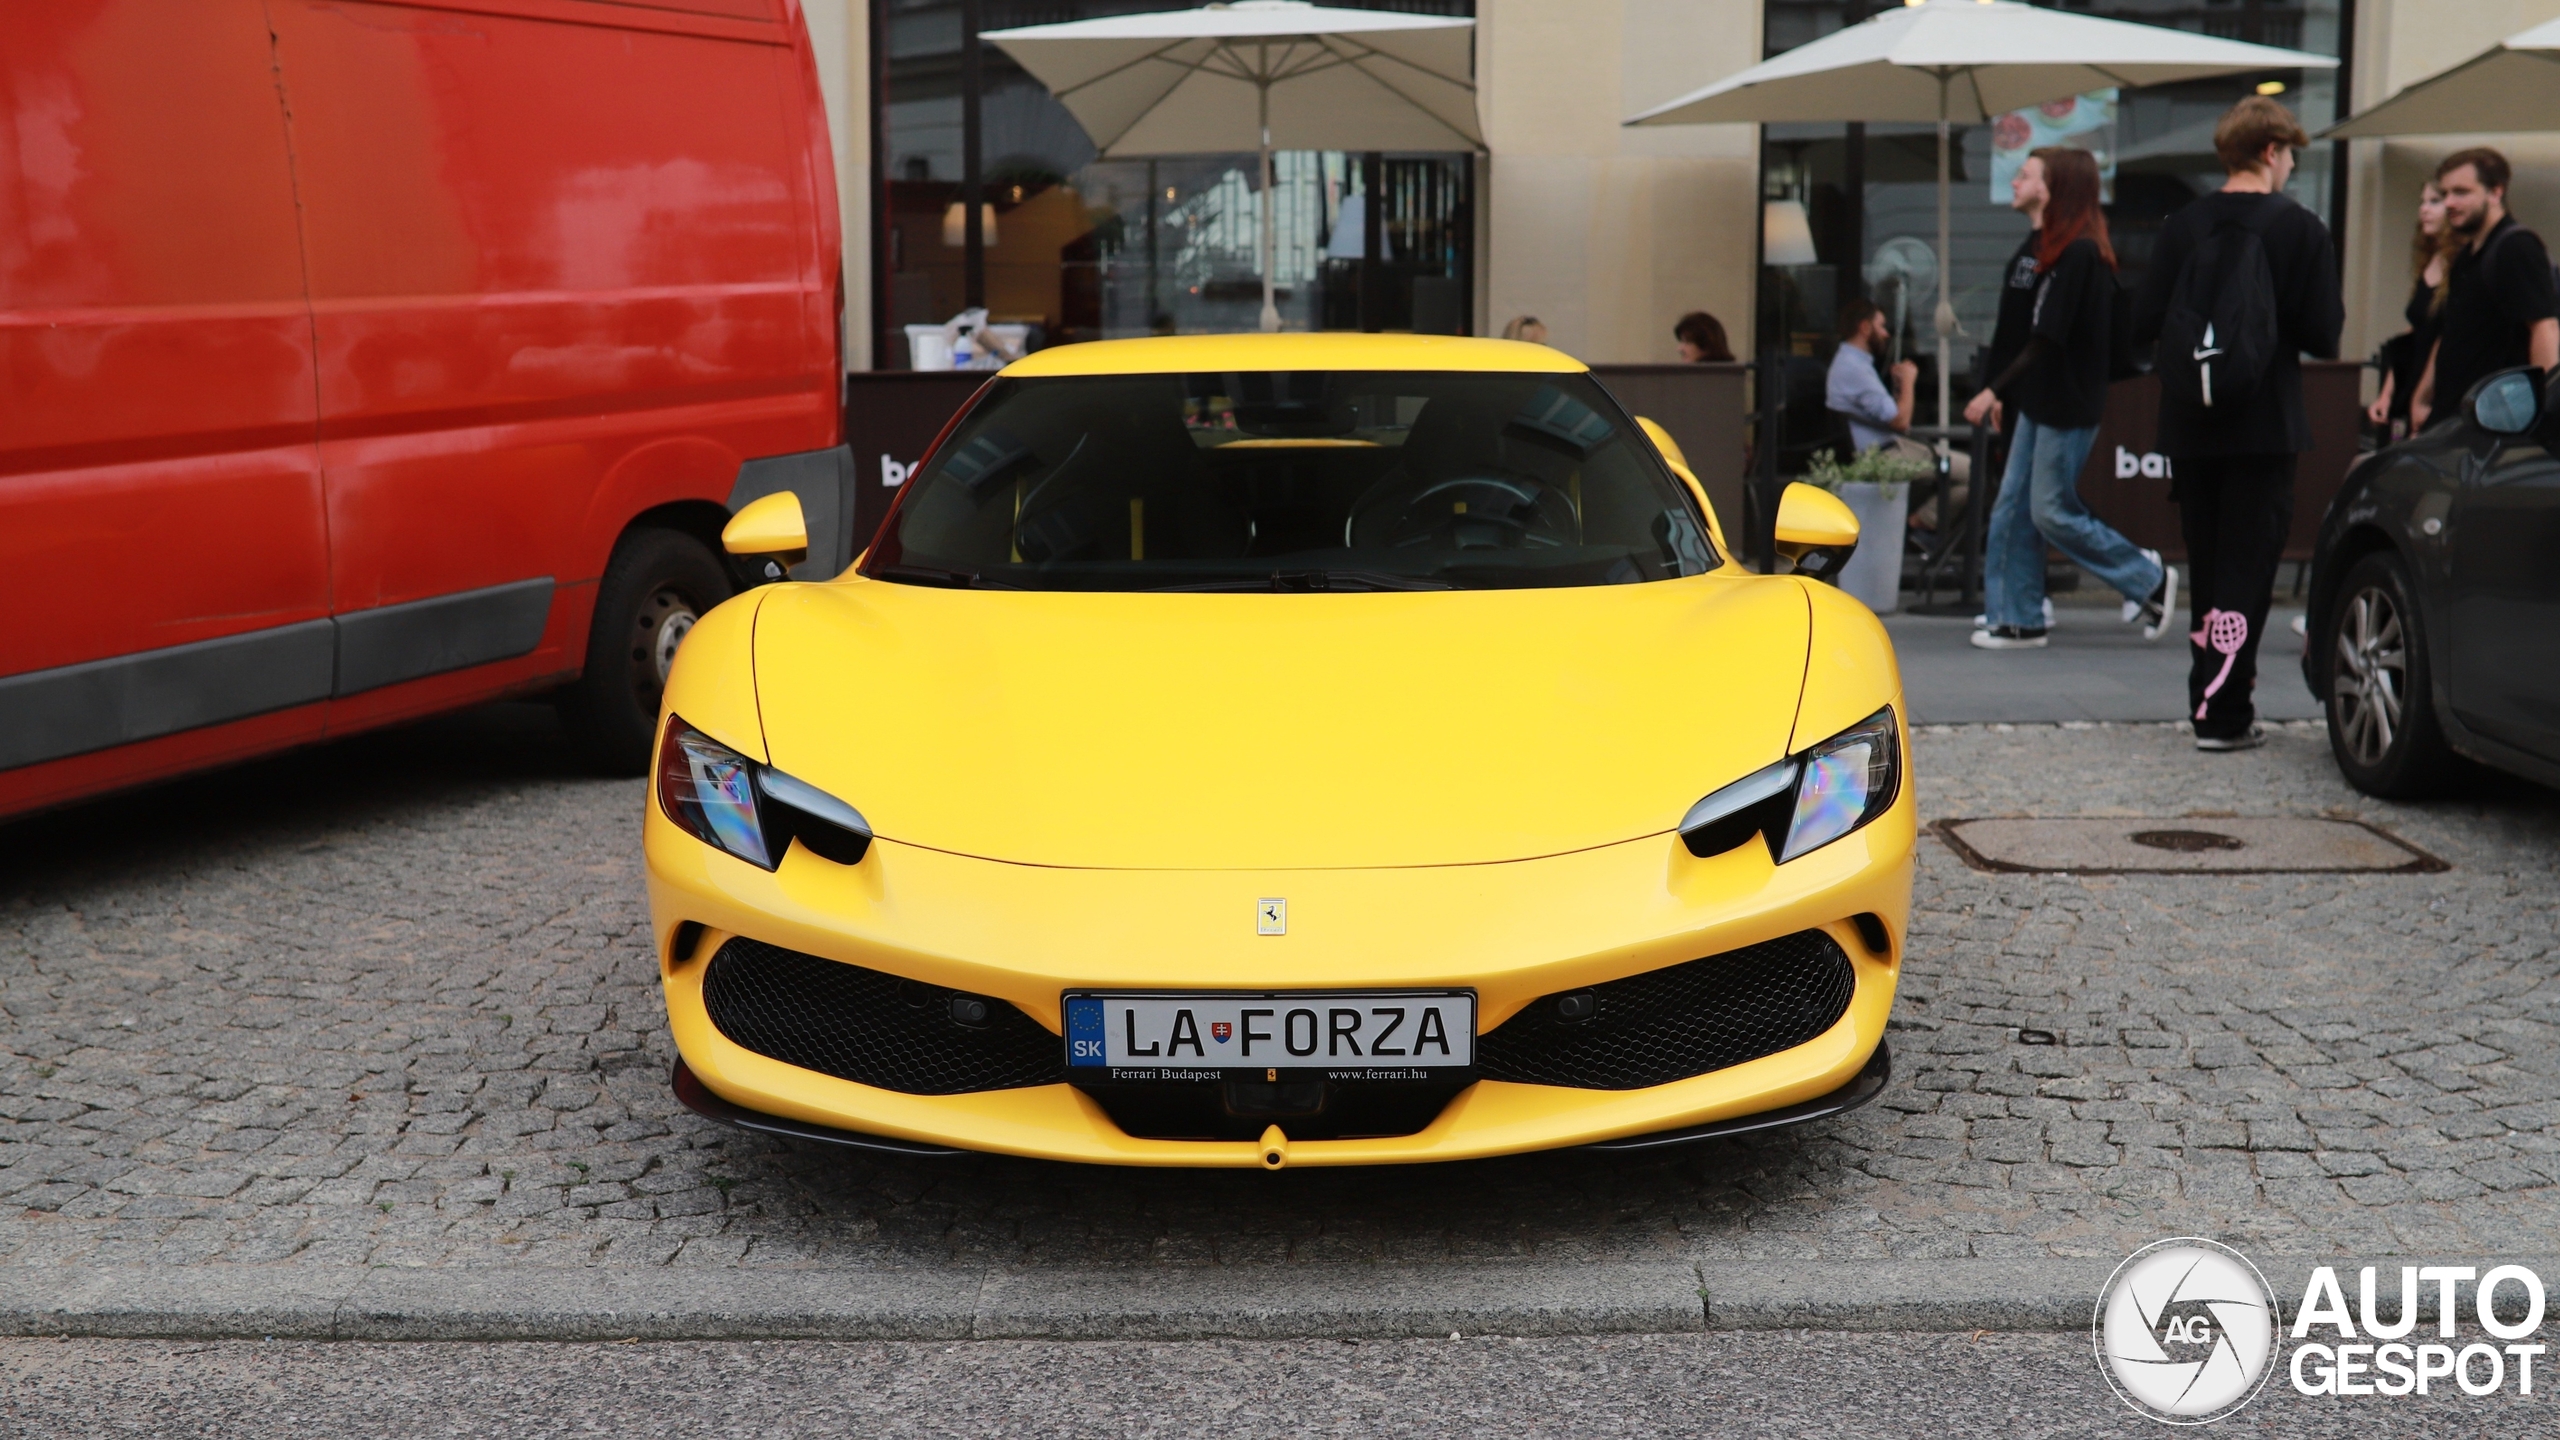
left=802, top=0, right=2560, bottom=392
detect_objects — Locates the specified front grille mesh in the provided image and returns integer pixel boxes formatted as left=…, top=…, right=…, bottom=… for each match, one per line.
left=1476, top=930, right=1856, bottom=1090
left=700, top=938, right=1065, bottom=1095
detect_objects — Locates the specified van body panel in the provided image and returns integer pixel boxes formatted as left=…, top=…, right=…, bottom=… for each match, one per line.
left=2, top=0, right=333, bottom=695
left=4, top=0, right=843, bottom=819
left=271, top=0, right=831, bottom=612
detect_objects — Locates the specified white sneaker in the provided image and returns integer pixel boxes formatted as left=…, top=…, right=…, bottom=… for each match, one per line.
left=1970, top=625, right=2049, bottom=650
left=2195, top=724, right=2265, bottom=752
left=2123, top=553, right=2178, bottom=642
left=1982, top=599, right=2055, bottom=628
left=2290, top=614, right=2308, bottom=637
left=2121, top=550, right=2158, bottom=624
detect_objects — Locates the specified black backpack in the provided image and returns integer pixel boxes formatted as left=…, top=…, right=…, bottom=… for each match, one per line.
left=2156, top=199, right=2287, bottom=410
left=2480, top=222, right=2560, bottom=317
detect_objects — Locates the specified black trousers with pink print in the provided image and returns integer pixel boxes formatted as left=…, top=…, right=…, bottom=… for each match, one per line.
left=2172, top=453, right=2297, bottom=740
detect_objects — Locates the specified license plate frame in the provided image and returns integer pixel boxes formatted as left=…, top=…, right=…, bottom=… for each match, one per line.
left=1063, top=989, right=1478, bottom=1080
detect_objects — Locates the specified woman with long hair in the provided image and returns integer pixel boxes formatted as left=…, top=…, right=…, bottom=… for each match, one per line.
left=1673, top=311, right=1733, bottom=362
left=1963, top=146, right=2175, bottom=650
left=2364, top=182, right=2454, bottom=440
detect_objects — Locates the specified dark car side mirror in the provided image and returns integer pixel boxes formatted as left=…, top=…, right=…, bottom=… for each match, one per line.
left=2465, top=367, right=2542, bottom=436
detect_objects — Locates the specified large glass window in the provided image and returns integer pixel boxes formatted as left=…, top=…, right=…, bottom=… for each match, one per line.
left=864, top=370, right=1718, bottom=589
left=876, top=1, right=1475, bottom=368
left=1756, top=0, right=2349, bottom=440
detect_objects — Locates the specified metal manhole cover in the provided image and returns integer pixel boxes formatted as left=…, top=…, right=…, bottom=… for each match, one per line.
left=2127, top=829, right=2247, bottom=853
left=1934, top=817, right=2446, bottom=874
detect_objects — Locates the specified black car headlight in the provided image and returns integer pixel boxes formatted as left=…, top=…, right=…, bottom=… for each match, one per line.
left=1679, top=706, right=1901, bottom=863
left=655, top=716, right=872, bottom=869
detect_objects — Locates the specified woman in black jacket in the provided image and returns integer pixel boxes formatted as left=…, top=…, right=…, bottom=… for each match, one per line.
left=1962, top=147, right=2174, bottom=650
left=2365, top=181, right=2453, bottom=444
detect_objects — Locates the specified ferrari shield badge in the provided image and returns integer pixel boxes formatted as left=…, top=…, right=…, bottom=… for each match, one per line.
left=1257, top=898, right=1286, bottom=935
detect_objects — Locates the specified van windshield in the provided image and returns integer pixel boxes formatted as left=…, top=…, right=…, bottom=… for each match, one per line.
left=861, top=371, right=1718, bottom=592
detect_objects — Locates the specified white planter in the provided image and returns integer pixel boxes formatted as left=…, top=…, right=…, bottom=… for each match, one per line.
left=904, top=324, right=955, bottom=371
left=1831, top=481, right=1908, bottom=615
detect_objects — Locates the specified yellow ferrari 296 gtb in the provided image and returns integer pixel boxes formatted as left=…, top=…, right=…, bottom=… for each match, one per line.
left=645, top=333, right=1912, bottom=1168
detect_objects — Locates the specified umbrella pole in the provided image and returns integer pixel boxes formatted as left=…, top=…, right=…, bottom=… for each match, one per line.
left=1259, top=67, right=1281, bottom=333
left=1934, top=75, right=1954, bottom=440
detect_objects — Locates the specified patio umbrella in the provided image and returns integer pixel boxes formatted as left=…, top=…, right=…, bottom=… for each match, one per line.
left=2323, top=17, right=2560, bottom=137
left=985, top=1, right=1480, bottom=333
left=1627, top=0, right=2331, bottom=433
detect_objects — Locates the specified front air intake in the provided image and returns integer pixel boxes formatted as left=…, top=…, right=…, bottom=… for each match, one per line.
left=700, top=938, right=1065, bottom=1095
left=1476, top=930, right=1857, bottom=1090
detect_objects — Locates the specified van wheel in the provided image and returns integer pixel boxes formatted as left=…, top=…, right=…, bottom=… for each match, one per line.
left=2324, top=549, right=2457, bottom=798
left=561, top=527, right=732, bottom=774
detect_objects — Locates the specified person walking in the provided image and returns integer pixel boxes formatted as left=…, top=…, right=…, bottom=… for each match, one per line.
left=2408, top=148, right=2560, bottom=431
left=1964, top=147, right=2174, bottom=651
left=2132, top=96, right=2343, bottom=752
left=2363, top=181, right=2453, bottom=444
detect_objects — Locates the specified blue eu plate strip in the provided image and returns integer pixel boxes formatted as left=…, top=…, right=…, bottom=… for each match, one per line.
left=1065, top=997, right=1106, bottom=1066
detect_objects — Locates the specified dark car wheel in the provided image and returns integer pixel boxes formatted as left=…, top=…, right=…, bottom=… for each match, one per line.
left=2323, top=549, right=2457, bottom=798
left=560, top=527, right=733, bottom=774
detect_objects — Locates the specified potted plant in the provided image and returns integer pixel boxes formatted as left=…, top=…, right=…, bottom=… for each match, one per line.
left=1805, top=445, right=1933, bottom=614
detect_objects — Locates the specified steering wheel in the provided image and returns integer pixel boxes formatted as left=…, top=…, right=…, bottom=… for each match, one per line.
left=1345, top=473, right=1576, bottom=551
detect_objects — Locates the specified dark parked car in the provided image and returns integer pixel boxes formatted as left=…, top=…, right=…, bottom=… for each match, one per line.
left=2304, top=366, right=2560, bottom=796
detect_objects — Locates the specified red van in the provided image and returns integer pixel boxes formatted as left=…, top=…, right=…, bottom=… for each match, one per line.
left=2, top=0, right=848, bottom=818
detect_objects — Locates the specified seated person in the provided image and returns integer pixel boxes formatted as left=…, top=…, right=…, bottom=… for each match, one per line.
left=1825, top=298, right=1967, bottom=525
left=1674, top=310, right=1733, bottom=363
left=1827, top=298, right=1919, bottom=449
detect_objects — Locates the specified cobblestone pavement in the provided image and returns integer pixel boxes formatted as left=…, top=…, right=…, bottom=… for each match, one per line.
left=4, top=705, right=2558, bottom=1274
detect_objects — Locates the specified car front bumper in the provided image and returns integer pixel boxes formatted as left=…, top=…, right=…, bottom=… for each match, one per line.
left=646, top=792, right=1914, bottom=1168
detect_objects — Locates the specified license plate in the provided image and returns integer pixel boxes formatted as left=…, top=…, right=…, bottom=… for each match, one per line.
left=1064, top=991, right=1476, bottom=1075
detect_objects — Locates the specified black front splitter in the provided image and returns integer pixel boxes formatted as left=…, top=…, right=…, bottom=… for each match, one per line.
left=674, top=1043, right=1888, bottom=1161
left=671, top=1059, right=967, bottom=1158
left=1581, top=1041, right=1890, bottom=1152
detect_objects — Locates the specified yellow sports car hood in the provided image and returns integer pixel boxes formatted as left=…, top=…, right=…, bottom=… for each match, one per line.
left=750, top=574, right=1810, bottom=870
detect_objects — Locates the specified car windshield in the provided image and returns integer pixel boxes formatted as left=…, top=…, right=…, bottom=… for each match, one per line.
left=862, top=370, right=1718, bottom=592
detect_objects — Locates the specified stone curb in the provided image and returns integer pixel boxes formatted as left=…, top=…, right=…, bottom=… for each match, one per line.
left=1701, top=1256, right=2560, bottom=1332
left=0, top=1262, right=1707, bottom=1342
left=7, top=1257, right=2549, bottom=1341
left=1701, top=1259, right=2118, bottom=1332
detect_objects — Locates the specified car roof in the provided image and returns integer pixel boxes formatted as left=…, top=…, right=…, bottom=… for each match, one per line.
left=999, top=333, right=1586, bottom=378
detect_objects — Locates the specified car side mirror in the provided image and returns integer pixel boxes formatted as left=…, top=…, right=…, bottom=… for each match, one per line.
left=1773, top=481, right=1859, bottom=580
left=723, top=491, right=808, bottom=583
left=2465, top=367, right=2541, bottom=436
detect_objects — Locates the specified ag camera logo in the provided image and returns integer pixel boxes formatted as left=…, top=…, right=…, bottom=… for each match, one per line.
left=2094, top=1238, right=2279, bottom=1424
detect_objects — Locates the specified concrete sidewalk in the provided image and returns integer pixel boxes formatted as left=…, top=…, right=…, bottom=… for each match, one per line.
left=1886, top=597, right=2320, bottom=726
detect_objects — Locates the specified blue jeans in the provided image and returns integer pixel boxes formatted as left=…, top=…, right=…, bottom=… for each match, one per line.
left=1983, top=415, right=2163, bottom=630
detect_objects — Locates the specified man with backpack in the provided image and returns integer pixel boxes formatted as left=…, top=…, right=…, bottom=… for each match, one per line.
left=2133, top=96, right=2343, bottom=752
left=2408, top=148, right=2560, bottom=432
